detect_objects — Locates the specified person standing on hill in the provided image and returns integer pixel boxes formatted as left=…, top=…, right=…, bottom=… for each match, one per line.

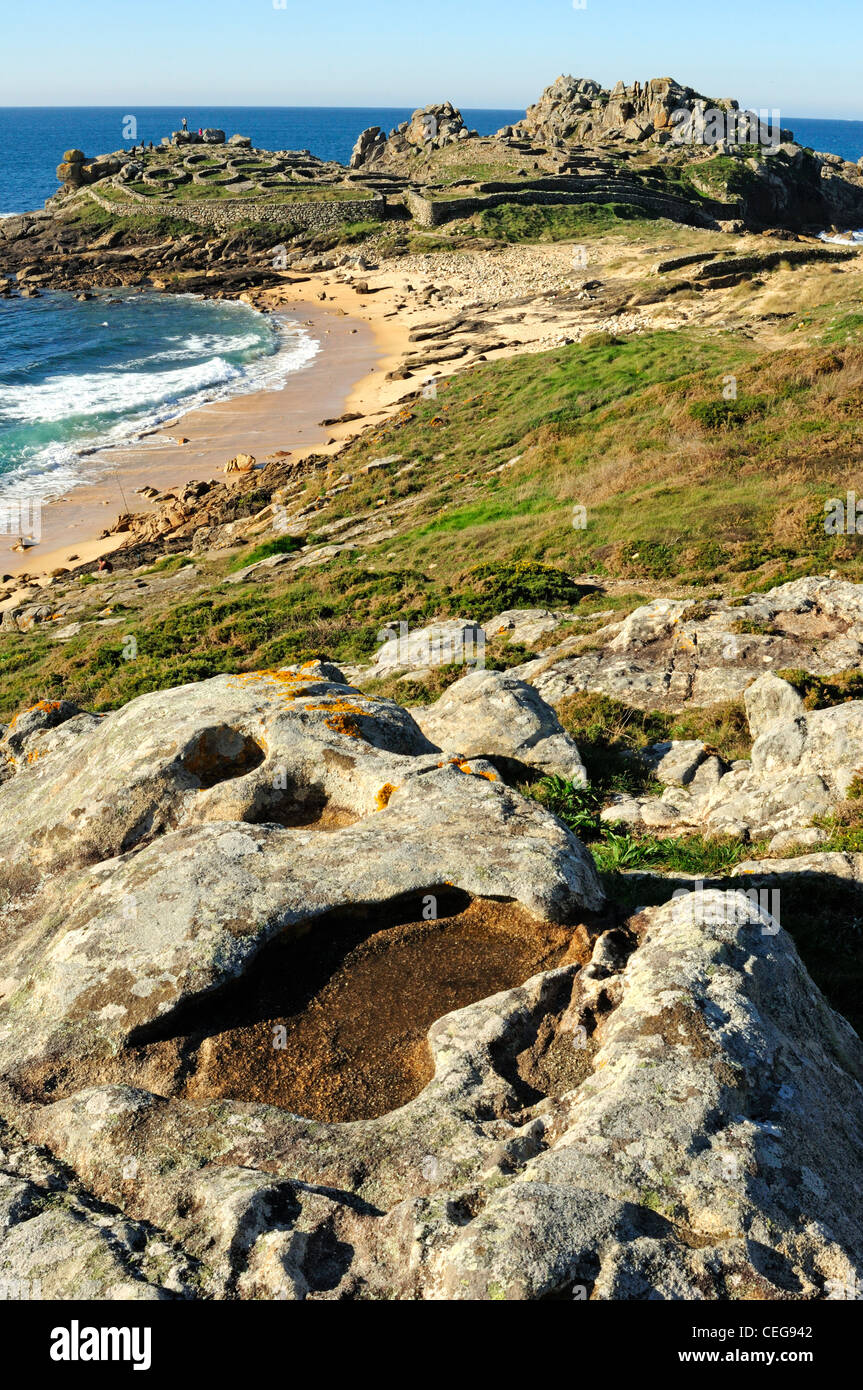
left=181, top=116, right=188, bottom=131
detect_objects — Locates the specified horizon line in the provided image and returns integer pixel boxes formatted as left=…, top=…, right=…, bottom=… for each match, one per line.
left=1, top=103, right=862, bottom=123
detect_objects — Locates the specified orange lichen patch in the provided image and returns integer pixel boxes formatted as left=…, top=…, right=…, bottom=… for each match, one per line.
left=457, top=760, right=497, bottom=782
left=375, top=783, right=398, bottom=810
left=227, top=669, right=319, bottom=700
left=25, top=748, right=45, bottom=765
left=303, top=697, right=372, bottom=740
left=229, top=669, right=363, bottom=703
left=8, top=699, right=64, bottom=730
left=437, top=756, right=496, bottom=782
left=324, top=712, right=363, bottom=739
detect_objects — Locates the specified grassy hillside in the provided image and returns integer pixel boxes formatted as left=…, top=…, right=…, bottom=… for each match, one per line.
left=4, top=317, right=863, bottom=719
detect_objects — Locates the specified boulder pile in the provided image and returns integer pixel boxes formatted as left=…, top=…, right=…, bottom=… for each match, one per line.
left=350, top=102, right=477, bottom=168
left=511, top=74, right=793, bottom=149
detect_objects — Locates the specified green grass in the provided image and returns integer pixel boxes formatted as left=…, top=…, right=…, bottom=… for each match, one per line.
left=776, top=667, right=863, bottom=709
left=64, top=198, right=198, bottom=239
left=527, top=769, right=767, bottom=874
left=680, top=152, right=761, bottom=201
left=469, top=201, right=663, bottom=243
left=154, top=181, right=375, bottom=205
left=428, top=161, right=535, bottom=186
left=555, top=691, right=751, bottom=772
left=822, top=311, right=863, bottom=345
left=689, top=396, right=769, bottom=430
left=228, top=536, right=303, bottom=571
left=5, top=309, right=863, bottom=717
left=593, top=831, right=763, bottom=875
left=145, top=555, right=195, bottom=575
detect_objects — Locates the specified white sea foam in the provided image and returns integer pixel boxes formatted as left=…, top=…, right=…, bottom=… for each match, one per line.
left=127, top=330, right=265, bottom=366
left=818, top=229, right=863, bottom=244
left=0, top=357, right=244, bottom=423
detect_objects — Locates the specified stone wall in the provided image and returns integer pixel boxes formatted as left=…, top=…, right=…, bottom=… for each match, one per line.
left=85, top=184, right=386, bottom=232
left=404, top=184, right=734, bottom=228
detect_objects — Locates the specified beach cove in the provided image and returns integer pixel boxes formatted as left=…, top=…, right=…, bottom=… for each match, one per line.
left=0, top=287, right=406, bottom=577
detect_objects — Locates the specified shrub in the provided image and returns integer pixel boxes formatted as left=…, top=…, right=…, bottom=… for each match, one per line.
left=689, top=396, right=768, bottom=430
left=465, top=560, right=584, bottom=614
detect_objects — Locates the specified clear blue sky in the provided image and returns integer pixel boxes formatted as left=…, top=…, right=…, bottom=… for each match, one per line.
left=3, top=0, right=861, bottom=118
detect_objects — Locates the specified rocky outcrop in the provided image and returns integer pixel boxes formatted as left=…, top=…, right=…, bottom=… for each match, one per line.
left=520, top=577, right=863, bottom=713
left=55, top=149, right=124, bottom=189
left=1, top=589, right=863, bottom=1298
left=504, top=76, right=863, bottom=230
left=2, top=874, right=860, bottom=1299
left=516, top=75, right=791, bottom=149
left=0, top=663, right=603, bottom=1090
left=414, top=669, right=588, bottom=784
left=171, top=129, right=227, bottom=146
left=601, top=670, right=863, bottom=844
left=744, top=671, right=806, bottom=739
left=0, top=665, right=599, bottom=898
left=700, top=696, right=863, bottom=839
left=350, top=102, right=476, bottom=169
left=349, top=126, right=387, bottom=169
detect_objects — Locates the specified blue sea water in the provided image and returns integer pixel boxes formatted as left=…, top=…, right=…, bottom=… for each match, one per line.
left=786, top=118, right=863, bottom=164
left=0, top=105, right=860, bottom=504
left=0, top=290, right=318, bottom=500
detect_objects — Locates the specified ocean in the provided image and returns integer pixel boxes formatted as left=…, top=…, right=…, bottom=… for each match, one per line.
left=0, top=105, right=860, bottom=507
left=0, top=106, right=524, bottom=506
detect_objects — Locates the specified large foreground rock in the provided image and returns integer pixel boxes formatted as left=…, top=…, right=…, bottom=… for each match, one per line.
left=2, top=886, right=860, bottom=1299
left=744, top=671, right=806, bottom=738
left=0, top=665, right=602, bottom=1089
left=1, top=660, right=862, bottom=1300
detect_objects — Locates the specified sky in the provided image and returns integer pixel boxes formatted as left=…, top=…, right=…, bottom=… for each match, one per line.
left=1, top=0, right=861, bottom=119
